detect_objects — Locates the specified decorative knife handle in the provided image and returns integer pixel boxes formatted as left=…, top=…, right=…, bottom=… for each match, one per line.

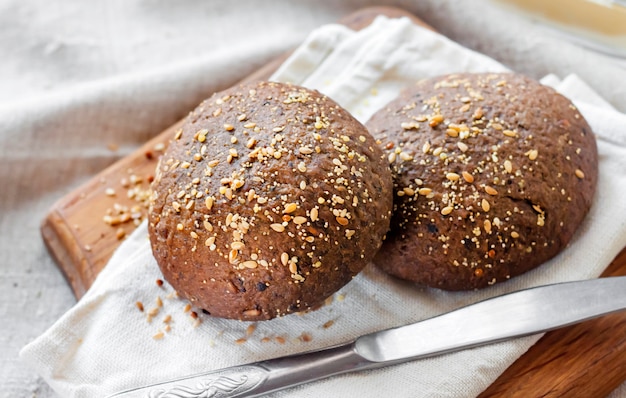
left=144, top=365, right=269, bottom=398
left=107, top=342, right=372, bottom=398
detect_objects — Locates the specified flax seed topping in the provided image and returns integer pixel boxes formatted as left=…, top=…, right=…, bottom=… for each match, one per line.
left=366, top=72, right=598, bottom=290
left=149, top=81, right=392, bottom=320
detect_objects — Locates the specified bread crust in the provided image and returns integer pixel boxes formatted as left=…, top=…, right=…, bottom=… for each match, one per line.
left=149, top=81, right=393, bottom=319
left=366, top=73, right=598, bottom=290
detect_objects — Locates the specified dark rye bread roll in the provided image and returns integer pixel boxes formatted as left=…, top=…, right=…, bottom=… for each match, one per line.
left=148, top=81, right=393, bottom=320
left=366, top=72, right=598, bottom=290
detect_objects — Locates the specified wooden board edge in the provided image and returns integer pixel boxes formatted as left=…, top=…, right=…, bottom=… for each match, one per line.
left=41, top=209, right=89, bottom=298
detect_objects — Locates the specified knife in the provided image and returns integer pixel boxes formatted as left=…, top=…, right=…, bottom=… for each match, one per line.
left=107, top=276, right=626, bottom=398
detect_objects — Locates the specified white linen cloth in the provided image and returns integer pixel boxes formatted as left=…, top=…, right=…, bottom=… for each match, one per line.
left=19, top=15, right=626, bottom=398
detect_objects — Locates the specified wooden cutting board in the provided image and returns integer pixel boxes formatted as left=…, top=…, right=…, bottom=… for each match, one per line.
left=40, top=6, right=626, bottom=397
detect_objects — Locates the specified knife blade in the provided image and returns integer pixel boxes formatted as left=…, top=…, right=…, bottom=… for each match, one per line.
left=107, top=276, right=626, bottom=398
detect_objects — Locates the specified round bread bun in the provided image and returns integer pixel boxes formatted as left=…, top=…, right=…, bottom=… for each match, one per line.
left=148, top=81, right=393, bottom=320
left=366, top=72, right=598, bottom=290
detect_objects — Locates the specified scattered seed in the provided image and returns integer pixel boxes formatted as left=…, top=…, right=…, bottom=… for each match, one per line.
left=484, top=186, right=498, bottom=195
left=441, top=206, right=454, bottom=216
left=575, top=169, right=585, bottom=179
left=293, top=216, right=307, bottom=225
left=429, top=114, right=444, bottom=127
left=336, top=216, right=349, bottom=226
left=136, top=301, right=144, bottom=312
left=299, top=333, right=312, bottom=342
left=231, top=242, right=245, bottom=250
left=418, top=187, right=432, bottom=196
left=284, top=203, right=298, bottom=214
left=484, top=219, right=492, bottom=233
left=462, top=171, right=474, bottom=183
left=270, top=223, right=285, bottom=232
left=473, top=107, right=484, bottom=120
left=446, top=128, right=459, bottom=137
left=289, top=262, right=298, bottom=274
left=537, top=215, right=545, bottom=226
left=205, top=197, right=214, bottom=211
left=399, top=152, right=413, bottom=161
left=242, top=260, right=258, bottom=269
left=228, top=249, right=238, bottom=264
left=244, top=309, right=261, bottom=317
left=401, top=121, right=419, bottom=130
left=504, top=160, right=513, bottom=173
left=481, top=199, right=491, bottom=212
left=246, top=138, right=257, bottom=149
left=446, top=172, right=460, bottom=181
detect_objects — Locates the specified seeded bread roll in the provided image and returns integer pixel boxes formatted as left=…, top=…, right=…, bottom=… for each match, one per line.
left=148, top=81, right=393, bottom=320
left=366, top=72, right=598, bottom=290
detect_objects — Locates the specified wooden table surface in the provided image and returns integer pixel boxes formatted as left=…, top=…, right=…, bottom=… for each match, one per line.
left=40, top=6, right=626, bottom=397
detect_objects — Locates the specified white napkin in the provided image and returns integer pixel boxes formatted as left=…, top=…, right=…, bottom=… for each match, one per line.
left=20, top=16, right=626, bottom=398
